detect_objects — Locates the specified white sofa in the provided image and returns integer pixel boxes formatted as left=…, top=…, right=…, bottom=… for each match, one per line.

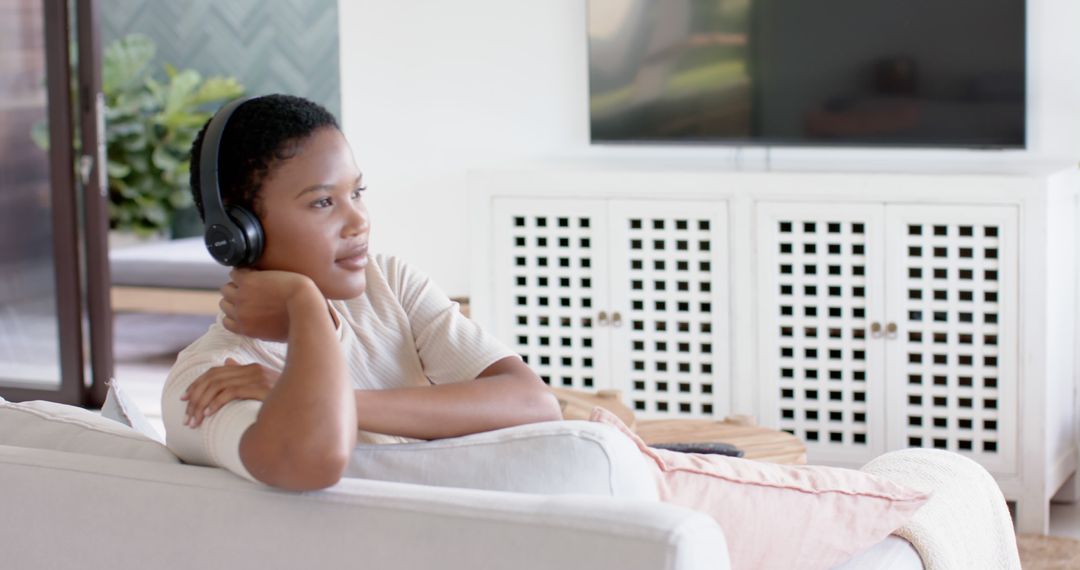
left=0, top=396, right=923, bottom=570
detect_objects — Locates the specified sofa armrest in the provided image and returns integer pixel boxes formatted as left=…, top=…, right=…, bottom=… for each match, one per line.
left=0, top=445, right=727, bottom=570
left=346, top=420, right=659, bottom=499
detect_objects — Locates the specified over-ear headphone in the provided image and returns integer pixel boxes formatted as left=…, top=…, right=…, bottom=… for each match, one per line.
left=200, top=97, right=265, bottom=267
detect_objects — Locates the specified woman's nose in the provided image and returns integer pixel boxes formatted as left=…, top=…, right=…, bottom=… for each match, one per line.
left=342, top=200, right=369, bottom=236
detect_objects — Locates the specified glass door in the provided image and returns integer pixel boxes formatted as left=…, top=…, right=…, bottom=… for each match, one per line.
left=0, top=0, right=111, bottom=406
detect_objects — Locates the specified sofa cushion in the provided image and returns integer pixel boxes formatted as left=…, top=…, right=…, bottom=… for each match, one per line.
left=589, top=407, right=929, bottom=570
left=110, top=236, right=228, bottom=289
left=0, top=399, right=178, bottom=464
left=345, top=419, right=659, bottom=499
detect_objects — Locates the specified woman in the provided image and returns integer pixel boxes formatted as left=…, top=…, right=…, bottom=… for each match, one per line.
left=164, top=94, right=563, bottom=492
left=164, top=94, right=934, bottom=570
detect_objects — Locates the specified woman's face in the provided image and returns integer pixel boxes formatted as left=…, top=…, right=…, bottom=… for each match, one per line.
left=253, top=127, right=370, bottom=300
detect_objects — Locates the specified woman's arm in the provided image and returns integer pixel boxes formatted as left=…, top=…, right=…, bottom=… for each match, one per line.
left=232, top=275, right=357, bottom=491
left=353, top=356, right=563, bottom=440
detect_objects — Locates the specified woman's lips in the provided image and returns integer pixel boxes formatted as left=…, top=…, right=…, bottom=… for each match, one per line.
left=335, top=252, right=368, bottom=270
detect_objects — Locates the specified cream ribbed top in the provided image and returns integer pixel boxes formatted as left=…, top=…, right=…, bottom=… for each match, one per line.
left=160, top=254, right=516, bottom=484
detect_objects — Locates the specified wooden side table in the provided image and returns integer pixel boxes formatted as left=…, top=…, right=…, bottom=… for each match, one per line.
left=549, top=387, right=807, bottom=465
left=635, top=418, right=807, bottom=465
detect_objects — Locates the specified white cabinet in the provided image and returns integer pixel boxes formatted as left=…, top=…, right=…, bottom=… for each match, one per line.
left=491, top=197, right=731, bottom=420
left=756, top=203, right=1018, bottom=474
left=470, top=163, right=1078, bottom=533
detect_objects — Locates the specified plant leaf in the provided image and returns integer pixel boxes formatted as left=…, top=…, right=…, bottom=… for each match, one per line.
left=190, top=76, right=246, bottom=107
left=168, top=188, right=193, bottom=208
left=102, top=34, right=155, bottom=95
left=160, top=69, right=201, bottom=118
left=106, top=159, right=131, bottom=178
left=151, top=145, right=180, bottom=171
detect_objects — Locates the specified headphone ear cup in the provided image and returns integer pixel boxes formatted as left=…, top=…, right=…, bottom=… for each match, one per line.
left=226, top=205, right=265, bottom=266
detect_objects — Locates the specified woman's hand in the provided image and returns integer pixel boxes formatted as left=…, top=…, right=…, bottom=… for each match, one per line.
left=219, top=268, right=318, bottom=342
left=181, top=358, right=281, bottom=429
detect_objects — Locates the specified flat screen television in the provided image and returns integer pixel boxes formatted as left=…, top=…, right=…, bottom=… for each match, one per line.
left=587, top=0, right=1026, bottom=148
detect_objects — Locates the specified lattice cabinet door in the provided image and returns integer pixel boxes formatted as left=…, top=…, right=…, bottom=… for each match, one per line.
left=756, top=203, right=888, bottom=465
left=607, top=200, right=731, bottom=420
left=491, top=198, right=613, bottom=391
left=883, top=205, right=1018, bottom=475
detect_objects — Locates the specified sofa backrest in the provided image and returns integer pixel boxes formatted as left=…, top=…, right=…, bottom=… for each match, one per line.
left=0, top=399, right=178, bottom=464
left=1, top=393, right=658, bottom=500
left=0, top=444, right=723, bottom=570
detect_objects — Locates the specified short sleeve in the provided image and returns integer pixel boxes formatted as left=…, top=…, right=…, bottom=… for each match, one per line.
left=385, top=256, right=517, bottom=384
left=161, top=352, right=264, bottom=484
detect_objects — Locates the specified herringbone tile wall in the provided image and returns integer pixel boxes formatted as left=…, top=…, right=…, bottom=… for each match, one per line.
left=101, top=0, right=341, bottom=118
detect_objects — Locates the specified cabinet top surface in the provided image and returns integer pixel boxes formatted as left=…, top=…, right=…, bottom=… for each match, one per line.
left=478, top=153, right=1078, bottom=179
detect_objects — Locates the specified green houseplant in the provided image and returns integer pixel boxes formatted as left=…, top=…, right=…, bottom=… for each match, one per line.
left=33, top=33, right=244, bottom=238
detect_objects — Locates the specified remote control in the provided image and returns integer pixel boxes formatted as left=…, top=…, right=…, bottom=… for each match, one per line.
left=650, top=442, right=744, bottom=457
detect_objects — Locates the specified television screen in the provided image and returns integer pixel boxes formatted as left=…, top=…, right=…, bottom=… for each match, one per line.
left=587, top=0, right=1026, bottom=148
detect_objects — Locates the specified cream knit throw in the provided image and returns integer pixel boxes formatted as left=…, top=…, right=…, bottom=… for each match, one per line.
left=860, top=448, right=1021, bottom=570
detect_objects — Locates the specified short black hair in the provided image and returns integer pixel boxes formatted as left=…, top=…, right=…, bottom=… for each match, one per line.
left=189, top=94, right=340, bottom=221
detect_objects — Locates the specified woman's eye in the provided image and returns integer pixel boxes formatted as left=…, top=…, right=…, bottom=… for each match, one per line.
left=351, top=186, right=367, bottom=199
left=313, top=197, right=333, bottom=208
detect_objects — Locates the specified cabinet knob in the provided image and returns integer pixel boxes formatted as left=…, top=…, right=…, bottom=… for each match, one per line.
left=886, top=322, right=898, bottom=339
left=870, top=322, right=883, bottom=338
left=611, top=311, right=623, bottom=327
left=597, top=311, right=609, bottom=326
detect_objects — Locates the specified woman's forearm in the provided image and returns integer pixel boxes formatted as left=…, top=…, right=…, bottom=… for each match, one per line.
left=239, top=284, right=357, bottom=489
left=354, top=374, right=563, bottom=440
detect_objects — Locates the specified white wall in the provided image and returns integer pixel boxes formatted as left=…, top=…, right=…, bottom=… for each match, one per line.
left=338, top=0, right=1080, bottom=297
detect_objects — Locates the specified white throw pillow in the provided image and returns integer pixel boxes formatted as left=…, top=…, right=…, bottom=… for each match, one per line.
left=0, top=399, right=178, bottom=464
left=101, top=379, right=164, bottom=443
